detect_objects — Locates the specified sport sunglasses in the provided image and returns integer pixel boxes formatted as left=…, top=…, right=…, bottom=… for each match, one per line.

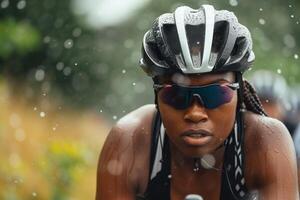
left=153, top=82, right=239, bottom=110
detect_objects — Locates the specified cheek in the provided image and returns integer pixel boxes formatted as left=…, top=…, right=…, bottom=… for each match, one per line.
left=157, top=96, right=183, bottom=131
left=210, top=94, right=238, bottom=139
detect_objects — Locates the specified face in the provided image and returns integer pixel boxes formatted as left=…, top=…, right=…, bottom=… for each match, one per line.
left=157, top=72, right=238, bottom=157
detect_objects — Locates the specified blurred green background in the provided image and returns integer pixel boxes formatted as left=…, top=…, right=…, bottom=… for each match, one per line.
left=0, top=0, right=299, bottom=199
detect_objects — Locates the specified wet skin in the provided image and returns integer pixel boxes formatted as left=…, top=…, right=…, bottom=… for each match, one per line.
left=96, top=72, right=299, bottom=200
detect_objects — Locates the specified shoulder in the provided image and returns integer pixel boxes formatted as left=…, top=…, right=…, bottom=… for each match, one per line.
left=244, top=111, right=297, bottom=190
left=100, top=104, right=157, bottom=165
left=97, top=104, right=157, bottom=195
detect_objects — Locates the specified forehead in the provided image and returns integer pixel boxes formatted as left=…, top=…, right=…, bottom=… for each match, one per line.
left=159, top=72, right=235, bottom=86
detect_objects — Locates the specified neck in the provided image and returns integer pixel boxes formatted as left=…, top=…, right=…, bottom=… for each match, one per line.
left=170, top=143, right=225, bottom=173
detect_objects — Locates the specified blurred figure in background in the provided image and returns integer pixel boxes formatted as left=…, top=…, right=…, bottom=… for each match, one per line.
left=286, top=87, right=300, bottom=137
left=249, top=70, right=288, bottom=122
left=290, top=87, right=300, bottom=153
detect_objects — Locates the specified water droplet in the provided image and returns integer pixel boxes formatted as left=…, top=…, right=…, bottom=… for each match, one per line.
left=56, top=62, right=64, bottom=71
left=9, top=113, right=22, bottom=128
left=64, top=39, right=73, bottom=49
left=15, top=128, right=26, bottom=142
left=32, top=192, right=37, bottom=197
left=122, top=69, right=126, bottom=74
left=33, top=107, right=37, bottom=111
left=1, top=0, right=9, bottom=8
left=168, top=174, right=172, bottom=179
left=259, top=8, right=263, bottom=11
left=40, top=112, right=46, bottom=118
left=113, top=115, right=117, bottom=120
left=100, top=109, right=103, bottom=113
left=277, top=69, right=282, bottom=74
left=9, top=153, right=21, bottom=168
left=52, top=127, right=56, bottom=131
left=107, top=160, right=123, bottom=176
left=43, top=36, right=51, bottom=43
left=35, top=69, right=45, bottom=81
left=17, top=0, right=26, bottom=10
left=294, top=54, right=299, bottom=59
left=289, top=5, right=292, bottom=8
left=132, top=82, right=136, bottom=86
left=229, top=0, right=238, bottom=7
left=63, top=67, right=72, bottom=76
left=72, top=28, right=82, bottom=37
left=201, top=154, right=216, bottom=169
left=291, top=15, right=294, bottom=18
left=74, top=62, right=78, bottom=66
left=259, top=18, right=266, bottom=25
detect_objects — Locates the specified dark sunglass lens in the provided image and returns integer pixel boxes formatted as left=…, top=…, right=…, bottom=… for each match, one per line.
left=160, top=85, right=189, bottom=109
left=200, top=85, right=234, bottom=109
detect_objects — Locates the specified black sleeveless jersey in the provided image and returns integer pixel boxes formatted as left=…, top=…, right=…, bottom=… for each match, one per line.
left=136, top=111, right=255, bottom=200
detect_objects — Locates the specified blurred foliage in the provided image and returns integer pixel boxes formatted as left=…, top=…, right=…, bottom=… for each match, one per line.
left=0, top=0, right=299, bottom=119
left=0, top=80, right=109, bottom=200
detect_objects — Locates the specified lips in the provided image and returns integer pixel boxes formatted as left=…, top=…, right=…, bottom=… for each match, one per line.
left=181, top=129, right=213, bottom=146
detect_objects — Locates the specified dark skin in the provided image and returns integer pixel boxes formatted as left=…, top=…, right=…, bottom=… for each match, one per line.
left=96, top=72, right=299, bottom=200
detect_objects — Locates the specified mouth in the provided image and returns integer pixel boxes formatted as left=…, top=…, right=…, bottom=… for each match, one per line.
left=181, top=130, right=213, bottom=146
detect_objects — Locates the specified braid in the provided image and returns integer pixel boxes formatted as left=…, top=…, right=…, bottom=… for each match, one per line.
left=243, top=80, right=267, bottom=116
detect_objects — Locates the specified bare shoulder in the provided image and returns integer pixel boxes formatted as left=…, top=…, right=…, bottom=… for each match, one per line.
left=96, top=104, right=157, bottom=199
left=244, top=111, right=298, bottom=192
left=244, top=111, right=293, bottom=149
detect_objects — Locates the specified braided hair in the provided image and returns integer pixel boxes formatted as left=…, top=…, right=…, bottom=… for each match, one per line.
left=242, top=79, right=268, bottom=116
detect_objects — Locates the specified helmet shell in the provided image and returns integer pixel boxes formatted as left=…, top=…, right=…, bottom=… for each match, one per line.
left=140, top=5, right=255, bottom=77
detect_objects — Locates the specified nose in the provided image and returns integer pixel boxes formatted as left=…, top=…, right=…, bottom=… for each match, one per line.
left=183, top=97, right=208, bottom=123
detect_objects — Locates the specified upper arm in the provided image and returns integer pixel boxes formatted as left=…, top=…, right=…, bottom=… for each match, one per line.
left=95, top=126, right=136, bottom=200
left=246, top=116, right=299, bottom=199
left=95, top=105, right=155, bottom=200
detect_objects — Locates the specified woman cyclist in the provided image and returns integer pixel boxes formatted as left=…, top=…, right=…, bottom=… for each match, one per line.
left=96, top=4, right=299, bottom=200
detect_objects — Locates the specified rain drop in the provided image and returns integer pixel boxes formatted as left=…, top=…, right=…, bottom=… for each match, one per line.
left=294, top=54, right=299, bottom=59
left=100, top=109, right=103, bottom=113
left=259, top=8, right=263, bottom=11
left=107, top=160, right=123, bottom=176
left=15, top=128, right=26, bottom=142
left=201, top=154, right=216, bottom=169
left=1, top=0, right=9, bottom=8
left=63, top=67, right=72, bottom=76
left=64, top=39, right=74, bottom=49
left=291, top=15, right=294, bottom=18
left=16, top=0, right=26, bottom=10
left=35, top=69, right=45, bottom=81
left=40, top=112, right=46, bottom=118
left=277, top=69, right=282, bottom=74
left=122, top=69, right=126, bottom=74
left=9, top=113, right=21, bottom=128
left=56, top=62, right=64, bottom=71
left=132, top=82, right=136, bottom=86
left=259, top=18, right=266, bottom=25
left=72, top=28, right=82, bottom=37
left=43, top=36, right=51, bottom=43
left=229, top=0, right=238, bottom=7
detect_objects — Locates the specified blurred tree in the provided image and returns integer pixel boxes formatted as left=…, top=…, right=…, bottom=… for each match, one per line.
left=0, top=0, right=299, bottom=119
